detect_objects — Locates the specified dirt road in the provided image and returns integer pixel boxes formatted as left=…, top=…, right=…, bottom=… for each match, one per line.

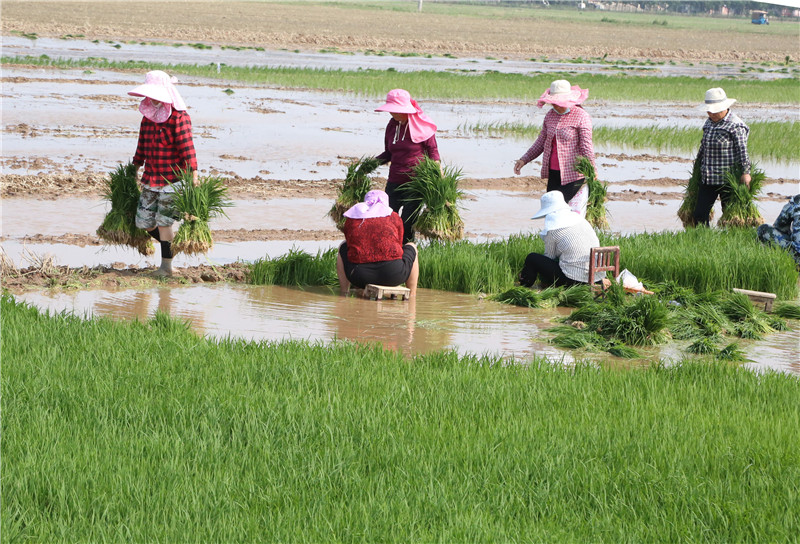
left=3, top=1, right=797, bottom=62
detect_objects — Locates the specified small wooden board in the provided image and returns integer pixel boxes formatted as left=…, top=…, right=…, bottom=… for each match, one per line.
left=733, top=288, right=777, bottom=312
left=364, top=284, right=410, bottom=301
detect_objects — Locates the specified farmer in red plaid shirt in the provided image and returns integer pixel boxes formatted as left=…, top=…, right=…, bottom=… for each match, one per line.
left=514, top=80, right=596, bottom=218
left=128, top=70, right=198, bottom=277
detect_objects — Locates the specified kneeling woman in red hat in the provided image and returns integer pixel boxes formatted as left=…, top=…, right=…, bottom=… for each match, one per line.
left=336, top=190, right=419, bottom=298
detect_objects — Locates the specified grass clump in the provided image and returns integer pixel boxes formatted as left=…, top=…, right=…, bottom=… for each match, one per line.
left=251, top=248, right=338, bottom=287
left=399, top=157, right=465, bottom=242
left=96, top=162, right=153, bottom=256
left=574, top=155, right=609, bottom=230
left=773, top=301, right=800, bottom=320
left=171, top=171, right=233, bottom=255
left=490, top=286, right=561, bottom=308
left=328, top=156, right=381, bottom=230
left=677, top=155, right=705, bottom=228
left=717, top=164, right=766, bottom=228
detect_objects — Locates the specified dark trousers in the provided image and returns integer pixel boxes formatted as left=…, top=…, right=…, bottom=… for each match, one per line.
left=385, top=182, right=421, bottom=244
left=547, top=169, right=584, bottom=204
left=693, top=183, right=729, bottom=226
left=519, top=253, right=580, bottom=288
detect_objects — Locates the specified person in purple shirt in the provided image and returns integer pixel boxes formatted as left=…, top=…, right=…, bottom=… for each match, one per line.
left=374, top=89, right=440, bottom=243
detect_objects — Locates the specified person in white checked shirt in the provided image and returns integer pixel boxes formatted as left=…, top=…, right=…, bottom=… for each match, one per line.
left=519, top=191, right=605, bottom=288
left=693, top=87, right=752, bottom=226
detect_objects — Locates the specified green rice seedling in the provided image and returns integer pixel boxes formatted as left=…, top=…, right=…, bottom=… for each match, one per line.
left=605, top=341, right=641, bottom=359
left=418, top=240, right=515, bottom=294
left=671, top=302, right=730, bottom=340
left=547, top=324, right=606, bottom=351
left=96, top=163, right=154, bottom=255
left=398, top=157, right=465, bottom=242
left=721, top=292, right=775, bottom=339
left=574, top=156, right=609, bottom=230
left=677, top=155, right=705, bottom=228
left=557, top=284, right=594, bottom=308
left=171, top=171, right=233, bottom=255
left=766, top=315, right=788, bottom=332
left=491, top=286, right=544, bottom=308
left=687, top=336, right=721, bottom=355
left=718, top=164, right=766, bottom=228
left=717, top=341, right=749, bottom=362
left=328, top=156, right=382, bottom=230
left=773, top=301, right=800, bottom=320
left=250, top=248, right=338, bottom=287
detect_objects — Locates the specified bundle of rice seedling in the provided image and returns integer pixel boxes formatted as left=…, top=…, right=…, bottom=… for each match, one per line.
left=717, top=342, right=748, bottom=362
left=717, top=164, right=765, bottom=228
left=171, top=171, right=232, bottom=255
left=574, top=156, right=609, bottom=230
left=96, top=162, right=154, bottom=255
left=328, top=157, right=382, bottom=230
left=605, top=341, right=641, bottom=359
left=677, top=156, right=705, bottom=228
left=398, top=157, right=465, bottom=242
left=491, top=286, right=544, bottom=308
left=773, top=301, right=800, bottom=320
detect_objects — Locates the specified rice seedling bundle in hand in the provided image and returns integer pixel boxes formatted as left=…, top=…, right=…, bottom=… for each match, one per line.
left=574, top=156, right=609, bottom=230
left=399, top=157, right=465, bottom=242
left=171, top=171, right=233, bottom=255
left=328, top=157, right=381, bottom=230
left=717, top=164, right=765, bottom=228
left=96, top=162, right=154, bottom=255
left=677, top=156, right=706, bottom=228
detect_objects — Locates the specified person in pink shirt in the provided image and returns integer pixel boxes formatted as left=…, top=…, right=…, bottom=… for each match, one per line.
left=374, top=89, right=440, bottom=243
left=513, top=80, right=596, bottom=217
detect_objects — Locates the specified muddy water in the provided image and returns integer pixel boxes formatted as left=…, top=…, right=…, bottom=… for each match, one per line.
left=14, top=283, right=800, bottom=375
left=7, top=36, right=793, bottom=80
left=3, top=66, right=798, bottom=183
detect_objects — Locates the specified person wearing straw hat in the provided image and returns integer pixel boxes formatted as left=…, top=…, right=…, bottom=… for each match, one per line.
left=514, top=79, right=595, bottom=217
left=519, top=191, right=604, bottom=288
left=693, top=87, right=751, bottom=226
left=336, top=190, right=420, bottom=298
left=128, top=70, right=198, bottom=277
left=374, top=89, right=440, bottom=243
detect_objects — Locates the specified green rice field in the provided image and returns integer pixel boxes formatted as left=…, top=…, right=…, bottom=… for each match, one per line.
left=4, top=55, right=798, bottom=105
left=2, top=294, right=799, bottom=542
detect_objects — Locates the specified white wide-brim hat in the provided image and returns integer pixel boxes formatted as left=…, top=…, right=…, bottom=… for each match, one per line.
left=532, top=190, right=571, bottom=219
left=702, top=87, right=736, bottom=113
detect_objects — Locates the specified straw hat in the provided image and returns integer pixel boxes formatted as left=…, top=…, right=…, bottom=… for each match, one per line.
left=537, top=80, right=589, bottom=108
left=702, top=88, right=736, bottom=113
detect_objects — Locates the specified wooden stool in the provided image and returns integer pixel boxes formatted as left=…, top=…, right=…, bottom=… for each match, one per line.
left=364, top=284, right=411, bottom=301
left=733, top=288, right=777, bottom=313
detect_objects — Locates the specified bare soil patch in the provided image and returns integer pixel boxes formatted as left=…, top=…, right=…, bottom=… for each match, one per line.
left=3, top=1, right=797, bottom=63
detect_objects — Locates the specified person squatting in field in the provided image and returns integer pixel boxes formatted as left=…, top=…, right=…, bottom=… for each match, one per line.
left=374, top=89, right=440, bottom=244
left=128, top=70, right=198, bottom=277
left=519, top=191, right=606, bottom=288
left=693, top=87, right=752, bottom=226
left=514, top=79, right=595, bottom=218
left=336, top=190, right=420, bottom=298
left=757, top=194, right=800, bottom=267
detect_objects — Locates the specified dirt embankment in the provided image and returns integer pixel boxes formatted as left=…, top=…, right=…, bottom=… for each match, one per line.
left=3, top=1, right=797, bottom=63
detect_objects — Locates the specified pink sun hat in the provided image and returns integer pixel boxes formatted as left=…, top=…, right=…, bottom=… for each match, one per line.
left=537, top=79, right=589, bottom=109
left=375, top=89, right=437, bottom=143
left=343, top=189, right=394, bottom=220
left=128, top=70, right=188, bottom=122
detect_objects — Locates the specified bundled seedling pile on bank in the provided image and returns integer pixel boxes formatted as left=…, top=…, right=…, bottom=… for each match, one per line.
left=575, top=156, right=609, bottom=230
left=399, top=157, right=465, bottom=242
left=677, top=156, right=706, bottom=228
left=96, top=162, right=153, bottom=255
left=171, top=170, right=233, bottom=255
left=329, top=157, right=381, bottom=230
left=717, top=164, right=765, bottom=228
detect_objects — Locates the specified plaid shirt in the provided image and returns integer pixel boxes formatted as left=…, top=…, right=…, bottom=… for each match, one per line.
left=519, top=106, right=595, bottom=185
left=698, top=111, right=750, bottom=186
left=133, top=110, right=198, bottom=188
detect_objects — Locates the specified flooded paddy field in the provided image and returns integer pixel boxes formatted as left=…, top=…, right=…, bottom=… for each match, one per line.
left=3, top=36, right=798, bottom=372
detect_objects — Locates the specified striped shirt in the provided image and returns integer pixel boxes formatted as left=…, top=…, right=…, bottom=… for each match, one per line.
left=698, top=111, right=751, bottom=186
left=133, top=110, right=198, bottom=189
left=544, top=219, right=602, bottom=283
left=519, top=106, right=595, bottom=185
